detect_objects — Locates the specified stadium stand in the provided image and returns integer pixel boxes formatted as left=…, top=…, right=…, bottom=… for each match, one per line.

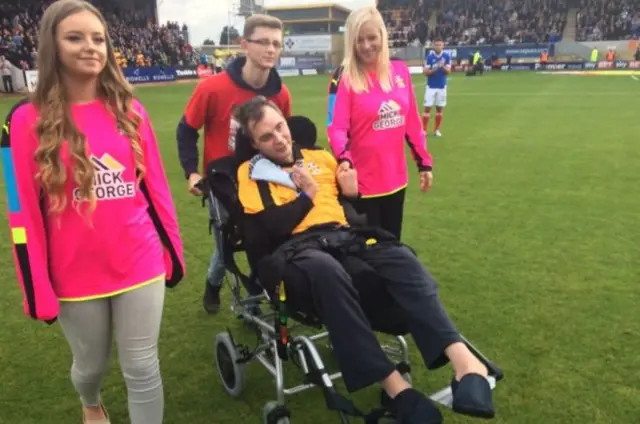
left=575, top=0, right=640, bottom=41
left=377, top=0, right=570, bottom=46
left=431, top=0, right=568, bottom=45
left=378, top=0, right=433, bottom=47
left=0, top=0, right=196, bottom=70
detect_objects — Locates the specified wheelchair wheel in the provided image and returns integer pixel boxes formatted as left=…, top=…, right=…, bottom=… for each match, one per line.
left=263, top=401, right=291, bottom=424
left=214, top=332, right=247, bottom=398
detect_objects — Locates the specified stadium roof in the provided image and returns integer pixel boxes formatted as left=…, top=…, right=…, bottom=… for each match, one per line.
left=264, top=3, right=351, bottom=14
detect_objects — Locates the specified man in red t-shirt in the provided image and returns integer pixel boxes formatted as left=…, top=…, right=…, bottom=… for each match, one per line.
left=177, top=14, right=292, bottom=314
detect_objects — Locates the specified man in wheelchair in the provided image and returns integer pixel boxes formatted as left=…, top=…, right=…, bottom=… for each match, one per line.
left=231, top=96, right=495, bottom=423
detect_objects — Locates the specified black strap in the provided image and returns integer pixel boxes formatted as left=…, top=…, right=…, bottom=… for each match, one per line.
left=303, top=366, right=394, bottom=423
left=221, top=230, right=252, bottom=289
left=325, top=389, right=392, bottom=424
left=364, top=408, right=393, bottom=424
left=257, top=180, right=275, bottom=208
left=397, top=361, right=411, bottom=375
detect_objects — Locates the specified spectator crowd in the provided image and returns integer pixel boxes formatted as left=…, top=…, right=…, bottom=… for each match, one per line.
left=432, top=0, right=568, bottom=45
left=0, top=0, right=197, bottom=72
left=378, top=0, right=431, bottom=47
left=0, top=0, right=638, bottom=74
left=576, top=0, right=640, bottom=40
left=377, top=0, right=639, bottom=47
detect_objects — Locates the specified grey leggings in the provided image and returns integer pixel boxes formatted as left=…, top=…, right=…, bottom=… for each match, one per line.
left=58, top=281, right=165, bottom=424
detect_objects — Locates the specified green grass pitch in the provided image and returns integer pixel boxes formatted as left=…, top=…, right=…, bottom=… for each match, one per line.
left=0, top=71, right=638, bottom=423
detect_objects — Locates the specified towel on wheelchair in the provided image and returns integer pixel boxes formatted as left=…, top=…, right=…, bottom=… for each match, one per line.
left=201, top=112, right=503, bottom=424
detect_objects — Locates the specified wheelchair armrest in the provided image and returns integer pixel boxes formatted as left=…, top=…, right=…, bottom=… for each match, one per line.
left=339, top=195, right=367, bottom=227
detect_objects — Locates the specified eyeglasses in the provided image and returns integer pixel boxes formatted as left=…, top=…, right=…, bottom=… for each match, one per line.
left=247, top=38, right=283, bottom=50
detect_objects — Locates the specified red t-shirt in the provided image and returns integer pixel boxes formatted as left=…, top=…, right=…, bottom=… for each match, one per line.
left=183, top=72, right=292, bottom=175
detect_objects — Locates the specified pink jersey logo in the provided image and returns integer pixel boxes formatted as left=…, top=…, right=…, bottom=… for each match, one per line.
left=373, top=100, right=405, bottom=131
left=73, top=153, right=136, bottom=202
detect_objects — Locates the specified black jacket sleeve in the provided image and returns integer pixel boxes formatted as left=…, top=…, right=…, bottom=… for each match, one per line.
left=242, top=194, right=314, bottom=263
left=245, top=193, right=313, bottom=243
left=176, top=115, right=200, bottom=178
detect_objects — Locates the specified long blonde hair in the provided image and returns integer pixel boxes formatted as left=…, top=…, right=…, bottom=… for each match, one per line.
left=341, top=6, right=393, bottom=94
left=32, top=0, right=145, bottom=216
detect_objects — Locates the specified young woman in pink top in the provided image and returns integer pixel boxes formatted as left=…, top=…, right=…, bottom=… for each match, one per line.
left=0, top=1, right=185, bottom=423
left=327, top=6, right=433, bottom=240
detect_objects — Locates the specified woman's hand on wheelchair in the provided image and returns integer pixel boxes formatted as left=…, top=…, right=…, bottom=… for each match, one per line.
left=337, top=161, right=351, bottom=173
left=337, top=165, right=359, bottom=198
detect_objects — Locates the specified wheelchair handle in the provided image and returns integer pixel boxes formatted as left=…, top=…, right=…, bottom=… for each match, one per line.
left=195, top=178, right=210, bottom=195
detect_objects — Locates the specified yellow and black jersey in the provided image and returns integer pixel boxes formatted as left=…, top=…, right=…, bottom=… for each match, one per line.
left=237, top=147, right=348, bottom=240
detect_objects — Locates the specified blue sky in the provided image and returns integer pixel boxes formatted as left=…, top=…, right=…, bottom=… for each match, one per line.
left=157, top=0, right=374, bottom=45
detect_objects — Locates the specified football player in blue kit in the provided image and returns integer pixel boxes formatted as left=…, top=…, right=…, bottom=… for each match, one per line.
left=423, top=38, right=451, bottom=137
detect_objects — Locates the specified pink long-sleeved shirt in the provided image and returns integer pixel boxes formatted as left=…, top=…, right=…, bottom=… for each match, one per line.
left=327, top=59, right=432, bottom=197
left=1, top=98, right=185, bottom=323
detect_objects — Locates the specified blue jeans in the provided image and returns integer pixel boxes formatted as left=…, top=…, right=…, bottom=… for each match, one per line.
left=206, top=194, right=227, bottom=288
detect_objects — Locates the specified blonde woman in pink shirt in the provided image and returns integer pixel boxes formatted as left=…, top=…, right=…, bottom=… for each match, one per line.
left=327, top=6, right=433, bottom=240
left=0, top=1, right=184, bottom=423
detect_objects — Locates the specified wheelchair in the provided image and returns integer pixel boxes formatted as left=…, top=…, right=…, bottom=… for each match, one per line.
left=198, top=116, right=504, bottom=423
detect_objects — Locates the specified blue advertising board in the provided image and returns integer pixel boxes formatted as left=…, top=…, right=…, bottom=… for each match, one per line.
left=446, top=59, right=640, bottom=73
left=122, top=66, right=177, bottom=84
left=295, top=55, right=326, bottom=70
left=494, top=60, right=640, bottom=71
left=278, top=55, right=326, bottom=70
left=441, top=43, right=554, bottom=60
left=278, top=57, right=297, bottom=69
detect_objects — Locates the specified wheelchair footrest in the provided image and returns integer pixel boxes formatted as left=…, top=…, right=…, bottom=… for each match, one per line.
left=429, top=375, right=497, bottom=408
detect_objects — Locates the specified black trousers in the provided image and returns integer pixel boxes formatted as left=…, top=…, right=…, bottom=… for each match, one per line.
left=356, top=189, right=406, bottom=240
left=282, top=230, right=461, bottom=393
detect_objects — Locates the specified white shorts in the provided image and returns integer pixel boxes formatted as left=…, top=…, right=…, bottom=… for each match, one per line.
left=424, top=86, right=447, bottom=108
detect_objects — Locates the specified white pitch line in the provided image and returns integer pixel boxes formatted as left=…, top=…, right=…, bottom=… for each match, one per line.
left=632, top=74, right=639, bottom=81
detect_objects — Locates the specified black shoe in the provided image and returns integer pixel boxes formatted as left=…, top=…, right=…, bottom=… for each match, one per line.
left=451, top=374, right=495, bottom=419
left=393, top=388, right=443, bottom=424
left=203, top=282, right=221, bottom=314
